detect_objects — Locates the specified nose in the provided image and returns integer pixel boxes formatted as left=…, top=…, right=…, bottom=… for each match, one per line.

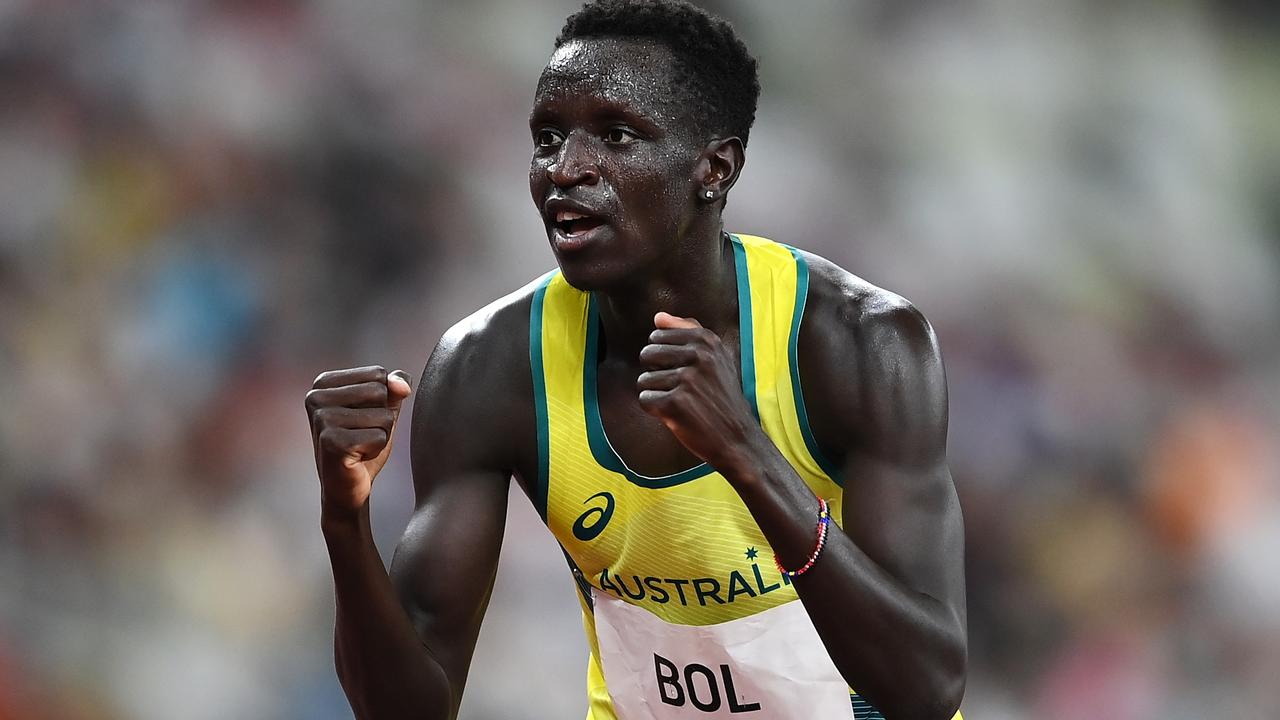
left=546, top=134, right=599, bottom=188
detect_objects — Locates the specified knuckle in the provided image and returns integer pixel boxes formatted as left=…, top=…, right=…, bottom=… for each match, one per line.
left=304, top=388, right=323, bottom=411
left=317, top=427, right=344, bottom=453
left=316, top=405, right=346, bottom=424
left=358, top=429, right=390, bottom=453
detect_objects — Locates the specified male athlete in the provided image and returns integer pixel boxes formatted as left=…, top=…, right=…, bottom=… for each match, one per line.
left=304, top=2, right=966, bottom=718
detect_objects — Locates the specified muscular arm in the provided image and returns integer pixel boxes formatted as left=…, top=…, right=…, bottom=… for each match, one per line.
left=640, top=264, right=965, bottom=719
left=731, top=278, right=966, bottom=719
left=313, top=300, right=531, bottom=720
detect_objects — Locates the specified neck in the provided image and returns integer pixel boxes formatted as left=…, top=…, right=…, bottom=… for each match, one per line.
left=595, top=225, right=738, bottom=365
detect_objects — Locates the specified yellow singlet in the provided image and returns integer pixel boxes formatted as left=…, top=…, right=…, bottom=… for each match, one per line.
left=529, top=234, right=961, bottom=720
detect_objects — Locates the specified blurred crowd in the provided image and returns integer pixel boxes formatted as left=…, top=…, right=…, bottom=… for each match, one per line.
left=1, top=1, right=1277, bottom=718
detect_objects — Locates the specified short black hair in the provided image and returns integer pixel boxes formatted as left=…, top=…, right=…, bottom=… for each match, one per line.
left=555, top=0, right=761, bottom=146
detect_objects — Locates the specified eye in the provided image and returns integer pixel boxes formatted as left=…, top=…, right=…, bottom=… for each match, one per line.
left=534, top=128, right=564, bottom=149
left=603, top=127, right=639, bottom=145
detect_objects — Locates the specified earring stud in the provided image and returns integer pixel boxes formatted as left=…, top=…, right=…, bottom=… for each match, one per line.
left=705, top=190, right=714, bottom=199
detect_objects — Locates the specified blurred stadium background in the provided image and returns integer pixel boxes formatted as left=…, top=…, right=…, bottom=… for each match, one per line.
left=1, top=1, right=1278, bottom=718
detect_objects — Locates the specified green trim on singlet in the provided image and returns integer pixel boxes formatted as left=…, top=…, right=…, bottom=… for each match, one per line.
left=851, top=693, right=887, bottom=719
left=530, top=274, right=554, bottom=520
left=582, top=298, right=714, bottom=487
left=730, top=235, right=760, bottom=420
left=785, top=245, right=844, bottom=485
left=582, top=237, right=756, bottom=488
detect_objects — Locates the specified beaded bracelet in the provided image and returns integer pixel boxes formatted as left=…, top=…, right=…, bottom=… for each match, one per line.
left=774, top=498, right=831, bottom=577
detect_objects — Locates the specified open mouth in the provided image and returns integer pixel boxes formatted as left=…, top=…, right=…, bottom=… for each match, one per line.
left=553, top=210, right=606, bottom=237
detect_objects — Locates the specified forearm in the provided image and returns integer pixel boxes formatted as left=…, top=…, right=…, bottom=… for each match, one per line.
left=720, top=440, right=966, bottom=719
left=323, top=507, right=454, bottom=720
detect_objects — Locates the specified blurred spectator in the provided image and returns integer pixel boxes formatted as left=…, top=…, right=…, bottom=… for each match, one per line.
left=0, top=1, right=1276, bottom=718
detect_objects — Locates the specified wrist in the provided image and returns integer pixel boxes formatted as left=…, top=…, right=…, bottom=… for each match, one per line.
left=320, top=500, right=372, bottom=540
left=715, top=426, right=782, bottom=485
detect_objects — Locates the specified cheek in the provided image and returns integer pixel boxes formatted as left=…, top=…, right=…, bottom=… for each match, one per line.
left=529, top=161, right=547, bottom=205
left=620, top=170, right=689, bottom=230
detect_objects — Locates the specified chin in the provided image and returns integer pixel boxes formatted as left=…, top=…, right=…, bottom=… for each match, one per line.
left=555, top=261, right=614, bottom=292
left=548, top=226, right=664, bottom=292
left=553, top=254, right=635, bottom=293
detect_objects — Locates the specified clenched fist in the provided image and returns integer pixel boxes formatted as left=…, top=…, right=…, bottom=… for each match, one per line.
left=305, top=365, right=412, bottom=518
left=637, top=312, right=764, bottom=475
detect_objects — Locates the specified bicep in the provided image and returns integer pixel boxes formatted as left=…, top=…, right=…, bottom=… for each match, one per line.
left=843, top=303, right=965, bottom=614
left=388, top=465, right=508, bottom=693
left=809, top=294, right=965, bottom=614
left=841, top=453, right=965, bottom=618
left=388, top=323, right=526, bottom=694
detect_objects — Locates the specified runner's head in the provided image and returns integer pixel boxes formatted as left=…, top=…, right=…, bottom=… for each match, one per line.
left=555, top=0, right=760, bottom=148
left=529, top=0, right=760, bottom=289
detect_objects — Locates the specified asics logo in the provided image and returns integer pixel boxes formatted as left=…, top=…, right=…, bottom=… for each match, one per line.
left=572, top=491, right=615, bottom=541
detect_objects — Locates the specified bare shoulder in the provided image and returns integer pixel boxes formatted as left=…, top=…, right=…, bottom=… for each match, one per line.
left=796, top=249, right=939, bottom=355
left=792, top=249, right=947, bottom=464
left=424, top=273, right=547, bottom=387
left=412, top=272, right=552, bottom=477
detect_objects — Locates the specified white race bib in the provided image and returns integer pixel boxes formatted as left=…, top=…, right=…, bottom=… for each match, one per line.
left=592, top=590, right=856, bottom=719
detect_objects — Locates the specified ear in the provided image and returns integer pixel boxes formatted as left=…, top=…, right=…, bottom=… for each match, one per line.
left=694, top=136, right=745, bottom=204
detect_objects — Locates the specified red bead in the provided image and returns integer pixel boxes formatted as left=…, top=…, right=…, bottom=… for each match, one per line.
left=774, top=498, right=832, bottom=577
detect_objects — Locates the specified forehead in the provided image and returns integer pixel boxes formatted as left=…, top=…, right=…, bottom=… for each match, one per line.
left=534, top=38, right=682, bottom=117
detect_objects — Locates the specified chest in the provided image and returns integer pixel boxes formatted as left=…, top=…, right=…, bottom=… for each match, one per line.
left=547, top=458, right=797, bottom=626
left=591, top=330, right=740, bottom=479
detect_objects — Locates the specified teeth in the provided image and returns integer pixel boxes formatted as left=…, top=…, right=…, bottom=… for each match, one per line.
left=556, top=210, right=588, bottom=222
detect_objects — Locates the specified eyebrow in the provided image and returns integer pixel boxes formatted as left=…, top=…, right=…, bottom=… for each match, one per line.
left=529, top=98, right=665, bottom=134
